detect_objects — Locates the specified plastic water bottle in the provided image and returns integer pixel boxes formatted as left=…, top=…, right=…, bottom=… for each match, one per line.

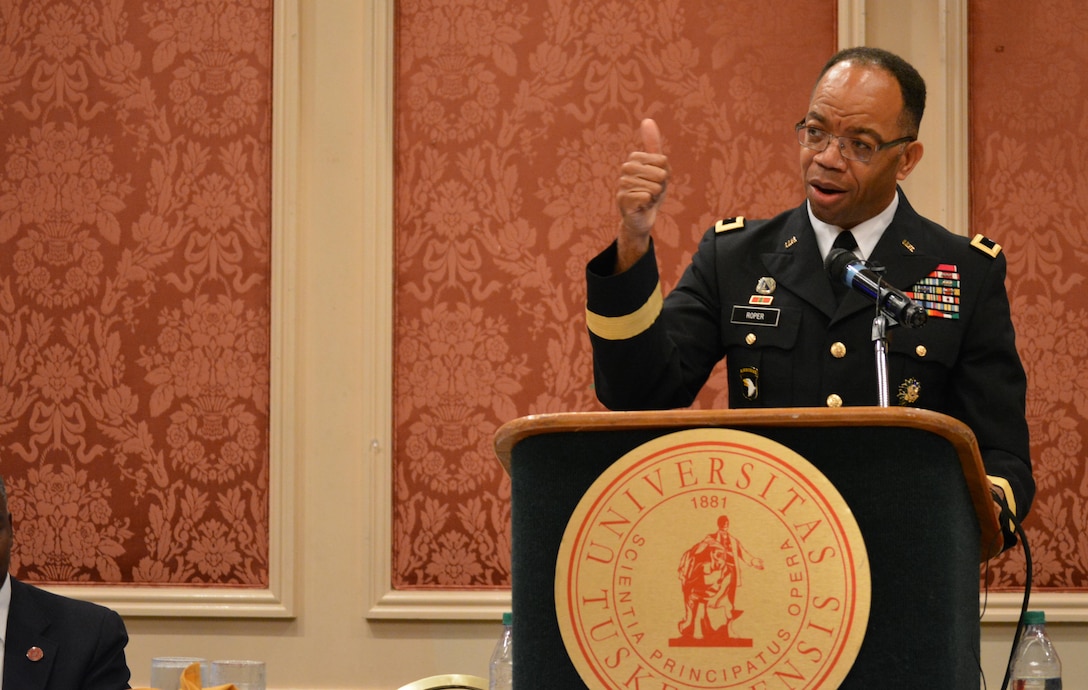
left=488, top=611, right=513, bottom=690
left=1010, top=610, right=1062, bottom=689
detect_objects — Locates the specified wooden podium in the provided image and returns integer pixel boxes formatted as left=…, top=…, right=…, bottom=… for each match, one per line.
left=494, top=407, right=1001, bottom=689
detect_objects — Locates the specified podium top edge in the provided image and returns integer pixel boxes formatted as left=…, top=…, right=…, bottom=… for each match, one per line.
left=493, top=407, right=973, bottom=465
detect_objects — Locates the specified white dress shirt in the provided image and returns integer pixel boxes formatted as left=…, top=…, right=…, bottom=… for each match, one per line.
left=809, top=192, right=900, bottom=262
left=0, top=573, right=11, bottom=688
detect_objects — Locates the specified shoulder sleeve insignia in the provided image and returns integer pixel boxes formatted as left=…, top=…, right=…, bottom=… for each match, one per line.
left=970, top=234, right=1002, bottom=258
left=715, top=216, right=746, bottom=234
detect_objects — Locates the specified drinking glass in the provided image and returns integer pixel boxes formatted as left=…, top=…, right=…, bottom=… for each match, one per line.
left=208, top=659, right=266, bottom=690
left=149, top=657, right=207, bottom=690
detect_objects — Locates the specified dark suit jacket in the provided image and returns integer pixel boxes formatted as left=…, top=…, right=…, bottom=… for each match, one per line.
left=4, top=577, right=131, bottom=690
left=587, top=191, right=1034, bottom=533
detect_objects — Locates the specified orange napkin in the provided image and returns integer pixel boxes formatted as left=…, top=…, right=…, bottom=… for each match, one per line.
left=133, top=661, right=237, bottom=690
left=181, top=661, right=236, bottom=690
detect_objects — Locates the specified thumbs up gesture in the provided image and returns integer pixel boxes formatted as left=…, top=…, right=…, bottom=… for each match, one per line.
left=616, top=118, right=670, bottom=272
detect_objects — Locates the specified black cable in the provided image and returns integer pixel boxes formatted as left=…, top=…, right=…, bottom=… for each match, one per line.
left=995, top=491, right=1031, bottom=690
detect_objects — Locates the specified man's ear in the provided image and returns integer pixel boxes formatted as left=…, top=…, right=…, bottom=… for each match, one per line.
left=896, top=140, right=924, bottom=180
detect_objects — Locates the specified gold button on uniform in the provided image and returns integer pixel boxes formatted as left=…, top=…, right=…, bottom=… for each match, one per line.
left=830, top=342, right=847, bottom=358
left=745, top=333, right=757, bottom=345
left=916, top=345, right=927, bottom=357
left=826, top=394, right=843, bottom=408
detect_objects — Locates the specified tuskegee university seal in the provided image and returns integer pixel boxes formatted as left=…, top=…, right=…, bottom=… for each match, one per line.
left=555, top=428, right=871, bottom=690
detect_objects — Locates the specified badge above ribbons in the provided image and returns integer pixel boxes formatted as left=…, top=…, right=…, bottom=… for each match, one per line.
left=555, top=428, right=871, bottom=690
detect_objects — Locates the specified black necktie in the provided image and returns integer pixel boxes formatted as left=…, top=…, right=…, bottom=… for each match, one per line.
left=830, top=231, right=858, bottom=302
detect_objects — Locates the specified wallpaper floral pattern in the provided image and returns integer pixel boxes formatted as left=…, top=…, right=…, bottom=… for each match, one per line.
left=393, top=0, right=836, bottom=588
left=0, top=0, right=272, bottom=586
left=971, top=0, right=1088, bottom=590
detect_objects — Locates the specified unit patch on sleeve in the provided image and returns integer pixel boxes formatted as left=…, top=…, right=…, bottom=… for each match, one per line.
left=905, top=264, right=960, bottom=320
left=739, top=366, right=759, bottom=400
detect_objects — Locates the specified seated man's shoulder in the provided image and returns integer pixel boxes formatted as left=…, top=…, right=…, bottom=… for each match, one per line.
left=14, top=577, right=121, bottom=622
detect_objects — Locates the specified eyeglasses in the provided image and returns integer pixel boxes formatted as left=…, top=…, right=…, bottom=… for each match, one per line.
left=795, top=121, right=915, bottom=163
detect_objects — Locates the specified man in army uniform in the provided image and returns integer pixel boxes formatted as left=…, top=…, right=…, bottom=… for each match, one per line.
left=585, top=47, right=1032, bottom=545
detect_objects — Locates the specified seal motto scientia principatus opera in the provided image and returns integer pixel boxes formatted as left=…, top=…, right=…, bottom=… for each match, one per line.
left=555, top=428, right=871, bottom=690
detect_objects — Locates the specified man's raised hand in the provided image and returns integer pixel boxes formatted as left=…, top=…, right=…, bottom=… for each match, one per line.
left=615, top=118, right=670, bottom=272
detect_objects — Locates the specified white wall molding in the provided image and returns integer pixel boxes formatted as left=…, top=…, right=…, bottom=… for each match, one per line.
left=359, top=0, right=512, bottom=621
left=52, top=0, right=300, bottom=619
left=838, top=0, right=867, bottom=48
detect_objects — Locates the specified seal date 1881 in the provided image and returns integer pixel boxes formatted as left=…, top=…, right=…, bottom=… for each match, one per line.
left=555, top=429, right=870, bottom=690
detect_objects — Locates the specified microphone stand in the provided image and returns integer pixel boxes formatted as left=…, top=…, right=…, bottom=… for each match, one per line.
left=871, top=312, right=891, bottom=407
left=869, top=271, right=899, bottom=408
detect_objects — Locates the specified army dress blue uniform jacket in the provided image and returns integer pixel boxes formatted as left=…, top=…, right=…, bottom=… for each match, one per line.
left=586, top=191, right=1034, bottom=533
left=4, top=577, right=131, bottom=690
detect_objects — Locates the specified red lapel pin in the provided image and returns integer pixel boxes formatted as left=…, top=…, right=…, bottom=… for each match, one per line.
left=26, top=646, right=44, bottom=661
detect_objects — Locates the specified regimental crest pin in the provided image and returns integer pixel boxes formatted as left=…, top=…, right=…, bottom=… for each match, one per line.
left=755, top=277, right=776, bottom=295
left=898, top=378, right=921, bottom=405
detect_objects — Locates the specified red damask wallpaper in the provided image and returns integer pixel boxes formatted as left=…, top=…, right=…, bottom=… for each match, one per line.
left=0, top=0, right=272, bottom=586
left=393, top=0, right=837, bottom=588
left=971, top=0, right=1088, bottom=591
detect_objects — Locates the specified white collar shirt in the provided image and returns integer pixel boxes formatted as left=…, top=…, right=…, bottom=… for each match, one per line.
left=0, top=573, right=11, bottom=688
left=809, top=191, right=900, bottom=263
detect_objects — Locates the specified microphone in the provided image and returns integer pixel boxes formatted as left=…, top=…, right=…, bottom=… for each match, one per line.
left=825, top=248, right=928, bottom=328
